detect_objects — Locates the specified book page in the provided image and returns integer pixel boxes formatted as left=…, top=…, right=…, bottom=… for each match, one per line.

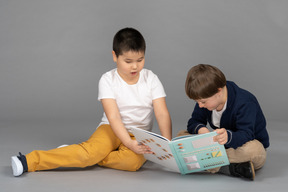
left=169, top=132, right=229, bottom=174
left=130, top=128, right=180, bottom=173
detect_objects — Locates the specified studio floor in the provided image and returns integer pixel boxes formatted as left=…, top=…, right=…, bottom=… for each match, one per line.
left=0, top=120, right=287, bottom=192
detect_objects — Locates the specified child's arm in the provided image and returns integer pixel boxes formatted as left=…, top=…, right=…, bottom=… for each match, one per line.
left=153, top=97, right=172, bottom=140
left=187, top=104, right=209, bottom=134
left=101, top=98, right=152, bottom=154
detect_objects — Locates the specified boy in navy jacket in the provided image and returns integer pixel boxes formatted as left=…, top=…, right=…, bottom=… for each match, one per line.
left=179, top=64, right=269, bottom=180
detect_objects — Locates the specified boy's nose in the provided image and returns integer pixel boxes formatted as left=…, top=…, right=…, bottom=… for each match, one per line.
left=132, top=63, right=137, bottom=69
left=198, top=102, right=204, bottom=108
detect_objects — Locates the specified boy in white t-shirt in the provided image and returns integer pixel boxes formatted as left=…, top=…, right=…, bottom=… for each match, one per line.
left=11, top=28, right=172, bottom=176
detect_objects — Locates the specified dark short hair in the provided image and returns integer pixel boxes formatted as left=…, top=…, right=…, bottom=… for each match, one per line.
left=185, top=64, right=226, bottom=100
left=113, top=28, right=146, bottom=57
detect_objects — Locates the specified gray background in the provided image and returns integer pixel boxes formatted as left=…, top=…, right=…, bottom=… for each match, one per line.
left=1, top=0, right=287, bottom=125
left=1, top=0, right=288, bottom=191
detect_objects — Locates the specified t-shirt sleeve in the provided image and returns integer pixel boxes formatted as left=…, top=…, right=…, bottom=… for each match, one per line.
left=98, top=74, right=115, bottom=101
left=151, top=74, right=166, bottom=100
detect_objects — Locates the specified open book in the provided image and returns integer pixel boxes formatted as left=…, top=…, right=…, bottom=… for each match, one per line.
left=130, top=128, right=229, bottom=174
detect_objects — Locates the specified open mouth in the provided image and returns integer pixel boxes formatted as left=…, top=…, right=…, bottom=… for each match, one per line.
left=131, top=72, right=137, bottom=75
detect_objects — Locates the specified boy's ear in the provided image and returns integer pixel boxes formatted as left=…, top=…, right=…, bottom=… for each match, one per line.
left=112, top=51, right=117, bottom=62
left=217, top=88, right=223, bottom=96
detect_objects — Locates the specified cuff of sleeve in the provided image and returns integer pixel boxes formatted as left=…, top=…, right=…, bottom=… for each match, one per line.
left=195, top=124, right=206, bottom=134
left=226, top=130, right=233, bottom=145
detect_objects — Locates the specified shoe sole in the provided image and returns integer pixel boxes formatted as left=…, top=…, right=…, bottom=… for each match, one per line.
left=11, top=156, right=23, bottom=177
left=57, top=144, right=69, bottom=148
left=249, top=161, right=255, bottom=181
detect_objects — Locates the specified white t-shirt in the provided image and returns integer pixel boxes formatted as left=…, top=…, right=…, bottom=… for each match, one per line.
left=212, top=101, right=227, bottom=128
left=98, top=68, right=166, bottom=131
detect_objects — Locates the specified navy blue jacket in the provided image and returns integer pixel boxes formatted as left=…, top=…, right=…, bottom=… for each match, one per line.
left=187, top=81, right=270, bottom=149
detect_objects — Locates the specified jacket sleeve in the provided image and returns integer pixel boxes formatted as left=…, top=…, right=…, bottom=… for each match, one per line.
left=187, top=104, right=209, bottom=134
left=225, top=102, right=257, bottom=149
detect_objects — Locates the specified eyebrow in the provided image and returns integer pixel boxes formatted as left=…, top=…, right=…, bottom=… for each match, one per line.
left=124, top=57, right=144, bottom=61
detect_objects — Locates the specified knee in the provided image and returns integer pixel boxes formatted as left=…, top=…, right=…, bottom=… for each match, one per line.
left=122, top=155, right=146, bottom=171
left=72, top=144, right=101, bottom=167
left=70, top=144, right=92, bottom=167
left=98, top=151, right=146, bottom=171
left=241, top=140, right=266, bottom=157
left=177, top=130, right=190, bottom=137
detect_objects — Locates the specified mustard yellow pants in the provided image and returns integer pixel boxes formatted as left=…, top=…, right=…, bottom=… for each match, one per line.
left=26, top=124, right=146, bottom=172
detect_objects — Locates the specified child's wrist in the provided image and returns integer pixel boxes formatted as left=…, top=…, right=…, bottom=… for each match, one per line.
left=123, top=138, right=134, bottom=149
left=198, top=127, right=210, bottom=134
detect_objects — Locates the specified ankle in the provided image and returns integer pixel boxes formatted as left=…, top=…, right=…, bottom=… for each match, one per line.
left=18, top=152, right=28, bottom=172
